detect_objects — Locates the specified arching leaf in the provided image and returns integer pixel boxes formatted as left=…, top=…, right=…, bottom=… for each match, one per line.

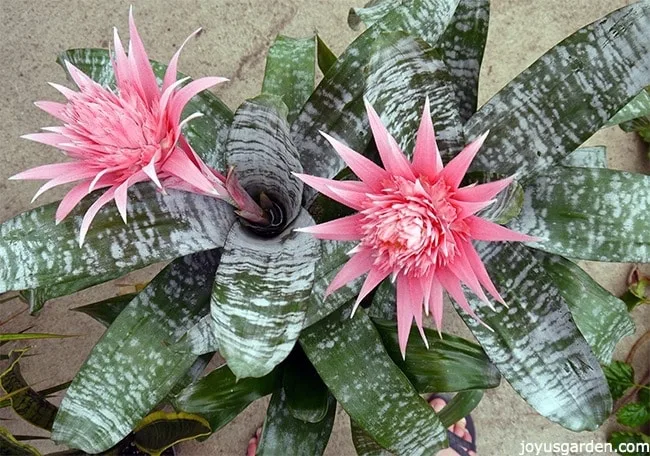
left=133, top=411, right=211, bottom=456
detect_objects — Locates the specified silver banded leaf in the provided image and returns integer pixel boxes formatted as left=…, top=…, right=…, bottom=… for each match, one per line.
left=365, top=32, right=465, bottom=161
left=458, top=241, right=611, bottom=431
left=211, top=210, right=320, bottom=379
left=257, top=389, right=336, bottom=456
left=52, top=251, right=220, bottom=453
left=292, top=0, right=460, bottom=203
left=472, top=174, right=524, bottom=225
left=58, top=48, right=233, bottom=170
left=262, top=36, right=316, bottom=123
left=511, top=167, right=650, bottom=262
left=607, top=88, right=650, bottom=126
left=438, top=0, right=490, bottom=122
left=174, top=315, right=218, bottom=356
left=348, top=0, right=394, bottom=30
left=533, top=251, right=635, bottom=365
left=0, top=185, right=235, bottom=294
left=562, top=146, right=607, bottom=168
left=301, top=308, right=448, bottom=455
left=351, top=421, right=394, bottom=456
left=226, top=95, right=303, bottom=224
left=465, top=2, right=650, bottom=179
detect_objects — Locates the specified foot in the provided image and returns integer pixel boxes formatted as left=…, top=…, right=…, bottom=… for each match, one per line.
left=430, top=396, right=477, bottom=456
left=246, top=427, right=261, bottom=456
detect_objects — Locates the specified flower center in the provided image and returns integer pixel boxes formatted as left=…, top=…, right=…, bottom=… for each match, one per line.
left=360, top=176, right=467, bottom=277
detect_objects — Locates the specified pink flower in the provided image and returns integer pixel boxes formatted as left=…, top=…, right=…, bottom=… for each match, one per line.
left=11, top=9, right=240, bottom=245
left=295, top=99, right=535, bottom=357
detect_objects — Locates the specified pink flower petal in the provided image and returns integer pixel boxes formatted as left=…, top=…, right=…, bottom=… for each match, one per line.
left=64, top=61, right=97, bottom=91
left=161, top=147, right=220, bottom=196
left=427, top=278, right=445, bottom=335
left=162, top=28, right=202, bottom=92
left=34, top=101, right=67, bottom=120
left=31, top=168, right=98, bottom=202
left=320, top=132, right=389, bottom=191
left=351, top=266, right=390, bottom=316
left=295, top=213, right=365, bottom=241
left=21, top=132, right=68, bottom=148
left=114, top=171, right=147, bottom=223
left=325, top=248, right=374, bottom=298
left=396, top=273, right=414, bottom=359
left=127, top=7, right=160, bottom=103
left=112, top=27, right=133, bottom=88
left=169, top=77, right=228, bottom=126
left=78, top=186, right=117, bottom=246
left=48, top=82, right=77, bottom=100
left=293, top=173, right=369, bottom=210
left=456, top=198, right=496, bottom=219
left=412, top=96, right=443, bottom=180
left=364, top=99, right=415, bottom=180
left=455, top=176, right=514, bottom=202
left=440, top=131, right=489, bottom=189
left=458, top=240, right=505, bottom=305
left=467, top=216, right=537, bottom=242
left=10, top=162, right=92, bottom=180
left=436, top=268, right=486, bottom=328
left=407, top=275, right=428, bottom=349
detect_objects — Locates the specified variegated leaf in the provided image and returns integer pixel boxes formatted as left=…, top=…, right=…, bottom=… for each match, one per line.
left=226, top=95, right=303, bottom=225
left=133, top=411, right=211, bottom=455
left=73, top=293, right=136, bottom=327
left=607, top=87, right=650, bottom=126
left=469, top=173, right=524, bottom=225
left=292, top=0, right=460, bottom=203
left=458, top=242, right=611, bottom=431
left=257, top=389, right=336, bottom=456
left=365, top=32, right=464, bottom=161
left=174, top=315, right=218, bottom=356
left=172, top=365, right=281, bottom=432
left=561, top=146, right=607, bottom=168
left=316, top=36, right=337, bottom=75
left=282, top=350, right=330, bottom=423
left=0, top=185, right=235, bottom=295
left=348, top=0, right=394, bottom=30
left=52, top=251, right=220, bottom=453
left=533, top=252, right=635, bottom=365
left=438, top=0, right=490, bottom=122
left=465, top=2, right=650, bottom=179
left=58, top=48, right=233, bottom=170
left=300, top=308, right=448, bottom=455
left=211, top=210, right=320, bottom=379
left=262, top=36, right=316, bottom=122
left=512, top=167, right=650, bottom=262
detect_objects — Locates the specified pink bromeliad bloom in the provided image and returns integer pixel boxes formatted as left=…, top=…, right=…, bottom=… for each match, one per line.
left=11, top=10, right=262, bottom=245
left=295, top=99, right=535, bottom=357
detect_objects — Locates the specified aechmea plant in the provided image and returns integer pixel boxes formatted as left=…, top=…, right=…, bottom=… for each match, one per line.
left=1, top=1, right=650, bottom=455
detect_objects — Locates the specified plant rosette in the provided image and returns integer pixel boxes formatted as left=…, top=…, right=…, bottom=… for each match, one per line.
left=2, top=0, right=650, bottom=455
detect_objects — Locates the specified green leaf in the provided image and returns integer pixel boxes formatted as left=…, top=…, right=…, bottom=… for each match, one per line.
left=373, top=319, right=501, bottom=393
left=300, top=308, right=448, bottom=455
left=316, top=36, right=337, bottom=75
left=533, top=252, right=635, bottom=364
left=640, top=384, right=650, bottom=405
left=0, top=350, right=57, bottom=431
left=350, top=421, right=393, bottom=456
left=604, top=361, right=636, bottom=401
left=58, top=48, right=233, bottom=170
left=608, top=88, right=650, bottom=126
left=561, top=146, right=608, bottom=168
left=437, top=390, right=484, bottom=428
left=465, top=3, right=650, bottom=179
left=262, top=36, right=316, bottom=122
left=0, top=332, right=73, bottom=342
left=0, top=185, right=235, bottom=295
left=173, top=315, right=218, bottom=356
left=348, top=0, right=395, bottom=30
left=257, top=389, right=336, bottom=456
left=133, top=411, right=211, bottom=456
left=0, top=427, right=41, bottom=456
left=172, top=364, right=280, bottom=432
left=292, top=0, right=460, bottom=202
left=212, top=210, right=319, bottom=379
left=469, top=173, right=524, bottom=225
left=512, top=167, right=650, bottom=262
left=609, top=432, right=650, bottom=456
left=282, top=349, right=330, bottom=423
left=72, top=293, right=136, bottom=327
left=458, top=242, right=611, bottom=431
left=617, top=403, right=650, bottom=428
left=226, top=95, right=303, bottom=225
left=438, top=0, right=490, bottom=122
left=37, top=381, right=72, bottom=398
left=52, top=251, right=220, bottom=453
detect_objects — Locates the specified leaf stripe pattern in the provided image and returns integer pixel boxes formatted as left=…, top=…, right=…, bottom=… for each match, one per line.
left=465, top=2, right=650, bottom=179
left=0, top=185, right=235, bottom=294
left=458, top=241, right=611, bottom=431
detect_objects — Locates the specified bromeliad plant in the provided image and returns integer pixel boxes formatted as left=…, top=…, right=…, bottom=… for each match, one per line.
left=2, top=0, right=650, bottom=454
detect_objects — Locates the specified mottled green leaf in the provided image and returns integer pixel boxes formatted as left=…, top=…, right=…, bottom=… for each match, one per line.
left=133, top=411, right=211, bottom=456
left=52, top=251, right=220, bottom=453
left=212, top=210, right=319, bottom=379
left=438, top=0, right=490, bottom=121
left=173, top=315, right=218, bottom=356
left=348, top=0, right=394, bottom=30
left=534, top=252, right=634, bottom=364
left=512, top=167, right=650, bottom=262
left=58, top=48, right=233, bottom=170
left=604, top=361, right=636, bottom=401
left=617, top=403, right=650, bottom=428
left=316, top=36, right=337, bottom=75
left=608, top=88, right=650, bottom=126
left=469, top=173, right=523, bottom=225
left=72, top=293, right=135, bottom=327
left=226, top=95, right=303, bottom=226
left=0, top=427, right=41, bottom=456
left=257, top=389, right=335, bottom=456
left=262, top=36, right=316, bottom=122
left=350, top=421, right=393, bottom=456
left=0, top=350, right=57, bottom=431
left=373, top=319, right=501, bottom=393
left=0, top=185, right=235, bottom=295
left=458, top=242, right=611, bottom=431
left=172, top=364, right=280, bottom=432
left=437, top=390, right=484, bottom=428
left=282, top=349, right=330, bottom=423
left=609, top=432, right=650, bottom=456
left=466, top=3, right=650, bottom=179
left=292, top=0, right=460, bottom=203
left=301, top=309, right=448, bottom=455
left=562, top=146, right=607, bottom=168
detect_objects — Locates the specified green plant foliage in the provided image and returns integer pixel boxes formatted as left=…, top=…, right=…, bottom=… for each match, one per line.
left=132, top=411, right=212, bottom=456
left=0, top=427, right=41, bottom=456
left=617, top=403, right=650, bottom=428
left=437, top=390, right=484, bottom=428
left=282, top=350, right=331, bottom=423
left=609, top=432, right=650, bottom=456
left=72, top=293, right=136, bottom=327
left=316, top=36, right=337, bottom=75
left=604, top=361, right=636, bottom=401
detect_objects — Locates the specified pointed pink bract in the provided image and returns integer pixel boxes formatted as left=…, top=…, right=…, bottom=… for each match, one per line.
left=295, top=100, right=534, bottom=356
left=13, top=10, right=230, bottom=244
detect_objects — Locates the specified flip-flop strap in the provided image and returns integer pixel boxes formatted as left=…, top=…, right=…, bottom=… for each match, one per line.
left=448, top=432, right=475, bottom=456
